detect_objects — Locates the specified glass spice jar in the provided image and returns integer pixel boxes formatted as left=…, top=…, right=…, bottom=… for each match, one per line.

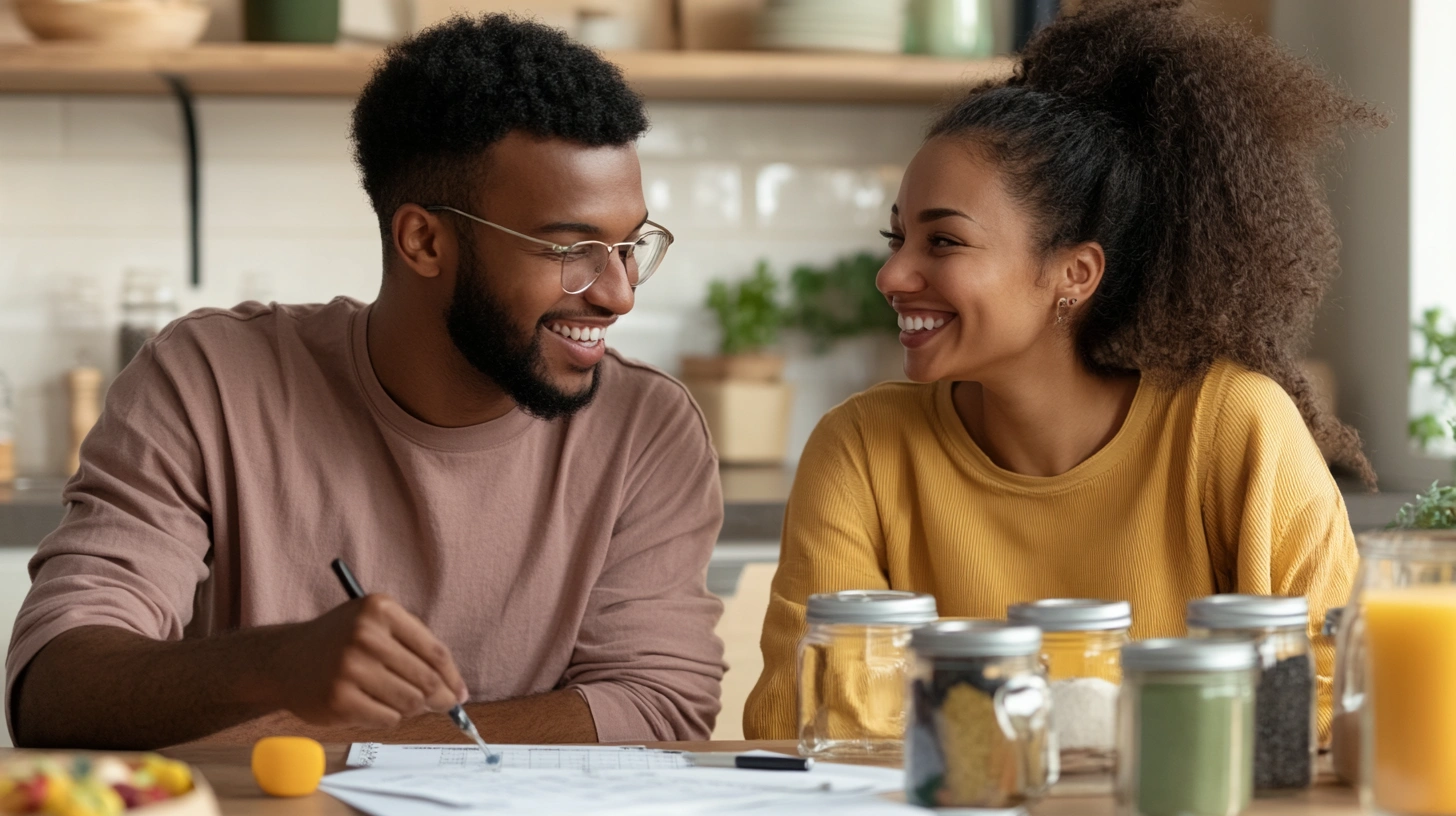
left=1350, top=529, right=1456, bottom=816
left=905, top=619, right=1057, bottom=810
left=118, top=268, right=179, bottom=370
left=1116, top=638, right=1258, bottom=816
left=1007, top=598, right=1131, bottom=774
left=797, top=590, right=938, bottom=759
left=1187, top=594, right=1316, bottom=793
left=1323, top=605, right=1360, bottom=786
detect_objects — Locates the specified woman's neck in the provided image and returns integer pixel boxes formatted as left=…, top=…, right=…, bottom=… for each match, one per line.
left=952, top=356, right=1140, bottom=478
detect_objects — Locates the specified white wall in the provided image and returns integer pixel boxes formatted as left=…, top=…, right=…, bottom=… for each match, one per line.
left=1270, top=0, right=1450, bottom=491
left=0, top=96, right=930, bottom=476
left=1409, top=0, right=1456, bottom=458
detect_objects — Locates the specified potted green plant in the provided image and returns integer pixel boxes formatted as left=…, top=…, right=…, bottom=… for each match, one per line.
left=681, top=262, right=792, bottom=464
left=1410, top=306, right=1456, bottom=476
left=784, top=251, right=897, bottom=352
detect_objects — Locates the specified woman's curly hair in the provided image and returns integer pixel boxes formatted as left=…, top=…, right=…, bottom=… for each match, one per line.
left=929, top=0, right=1385, bottom=484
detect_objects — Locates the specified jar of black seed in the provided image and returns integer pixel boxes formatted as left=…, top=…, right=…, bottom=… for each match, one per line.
left=905, top=620, right=1057, bottom=809
left=1186, top=594, right=1316, bottom=792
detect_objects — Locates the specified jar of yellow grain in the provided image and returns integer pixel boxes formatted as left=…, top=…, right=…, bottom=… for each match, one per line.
left=797, top=590, right=939, bottom=759
left=905, top=619, right=1057, bottom=810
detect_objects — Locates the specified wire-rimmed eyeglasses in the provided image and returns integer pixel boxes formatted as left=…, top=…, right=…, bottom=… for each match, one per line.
left=426, top=205, right=674, bottom=295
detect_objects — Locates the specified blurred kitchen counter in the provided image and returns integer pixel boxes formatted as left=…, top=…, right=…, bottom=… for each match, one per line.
left=0, top=468, right=794, bottom=549
left=0, top=468, right=1416, bottom=554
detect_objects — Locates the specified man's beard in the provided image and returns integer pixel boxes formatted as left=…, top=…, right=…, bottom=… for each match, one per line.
left=444, top=235, right=601, bottom=421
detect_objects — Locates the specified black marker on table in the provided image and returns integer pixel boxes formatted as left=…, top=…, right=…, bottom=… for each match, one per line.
left=685, top=753, right=813, bottom=771
left=330, top=558, right=501, bottom=767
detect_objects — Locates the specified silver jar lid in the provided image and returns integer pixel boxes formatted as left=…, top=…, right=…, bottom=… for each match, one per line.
left=1186, top=594, right=1308, bottom=630
left=910, top=619, right=1042, bottom=657
left=1006, top=598, right=1132, bottom=631
left=1121, top=638, right=1258, bottom=672
left=805, top=590, right=938, bottom=625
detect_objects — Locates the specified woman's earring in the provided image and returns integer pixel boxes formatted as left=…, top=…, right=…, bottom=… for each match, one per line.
left=1056, top=296, right=1079, bottom=326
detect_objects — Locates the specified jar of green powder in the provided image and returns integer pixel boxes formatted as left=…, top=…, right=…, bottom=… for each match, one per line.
left=1117, top=638, right=1258, bottom=816
left=905, top=619, right=1057, bottom=810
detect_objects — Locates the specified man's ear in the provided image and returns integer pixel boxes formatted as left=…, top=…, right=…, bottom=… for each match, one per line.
left=393, top=204, right=450, bottom=280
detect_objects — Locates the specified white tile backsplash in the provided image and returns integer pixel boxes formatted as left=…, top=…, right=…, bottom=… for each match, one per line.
left=0, top=95, right=929, bottom=475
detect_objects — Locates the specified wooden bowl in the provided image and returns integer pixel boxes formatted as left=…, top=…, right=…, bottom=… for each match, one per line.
left=16, top=0, right=211, bottom=48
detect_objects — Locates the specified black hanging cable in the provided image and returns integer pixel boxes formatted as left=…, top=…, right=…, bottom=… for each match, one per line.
left=161, top=74, right=201, bottom=288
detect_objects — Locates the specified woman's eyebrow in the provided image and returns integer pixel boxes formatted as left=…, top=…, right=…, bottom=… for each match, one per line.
left=918, top=207, right=979, bottom=226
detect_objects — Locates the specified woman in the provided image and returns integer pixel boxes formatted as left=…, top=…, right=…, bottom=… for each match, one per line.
left=744, top=0, right=1382, bottom=740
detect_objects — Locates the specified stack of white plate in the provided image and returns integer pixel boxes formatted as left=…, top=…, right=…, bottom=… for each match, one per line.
left=756, top=0, right=907, bottom=54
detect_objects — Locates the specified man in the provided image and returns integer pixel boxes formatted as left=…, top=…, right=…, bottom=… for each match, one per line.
left=7, top=16, right=725, bottom=749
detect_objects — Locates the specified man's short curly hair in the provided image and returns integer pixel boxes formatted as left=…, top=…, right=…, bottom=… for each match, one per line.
left=351, top=14, right=648, bottom=237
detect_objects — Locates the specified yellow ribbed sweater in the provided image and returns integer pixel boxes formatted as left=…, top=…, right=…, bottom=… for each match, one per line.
left=743, top=360, right=1356, bottom=740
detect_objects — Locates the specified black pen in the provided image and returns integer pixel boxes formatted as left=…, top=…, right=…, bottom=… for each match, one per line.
left=330, top=558, right=501, bottom=767
left=685, top=753, right=813, bottom=771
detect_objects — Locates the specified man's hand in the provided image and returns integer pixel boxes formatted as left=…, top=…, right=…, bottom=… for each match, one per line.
left=272, top=595, right=469, bottom=728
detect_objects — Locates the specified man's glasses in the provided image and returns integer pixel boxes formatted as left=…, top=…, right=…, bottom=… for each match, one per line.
left=426, top=205, right=674, bottom=295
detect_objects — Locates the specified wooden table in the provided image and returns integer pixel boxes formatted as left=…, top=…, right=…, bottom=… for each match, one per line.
left=2, top=742, right=1363, bottom=815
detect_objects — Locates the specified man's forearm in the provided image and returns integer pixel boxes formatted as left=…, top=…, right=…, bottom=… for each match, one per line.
left=181, top=689, right=599, bottom=746
left=12, top=625, right=290, bottom=750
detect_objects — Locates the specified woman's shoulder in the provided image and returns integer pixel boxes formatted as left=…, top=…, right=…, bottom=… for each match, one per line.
left=821, top=380, right=939, bottom=434
left=1188, top=359, right=1320, bottom=462
left=802, top=380, right=940, bottom=457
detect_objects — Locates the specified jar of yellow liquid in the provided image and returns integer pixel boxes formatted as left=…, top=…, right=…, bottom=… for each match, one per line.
left=797, top=590, right=938, bottom=759
left=1007, top=599, right=1131, bottom=773
left=1352, top=529, right=1456, bottom=816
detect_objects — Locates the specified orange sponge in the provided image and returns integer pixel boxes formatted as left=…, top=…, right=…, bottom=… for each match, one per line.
left=250, top=737, right=325, bottom=797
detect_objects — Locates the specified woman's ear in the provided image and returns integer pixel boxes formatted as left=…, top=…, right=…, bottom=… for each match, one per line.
left=1055, top=240, right=1106, bottom=305
left=392, top=204, right=449, bottom=280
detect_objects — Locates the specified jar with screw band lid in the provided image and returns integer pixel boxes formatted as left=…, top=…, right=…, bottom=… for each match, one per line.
left=797, top=590, right=938, bottom=759
left=1116, top=637, right=1258, bottom=816
left=1009, top=598, right=1131, bottom=774
left=905, top=619, right=1057, bottom=810
left=1186, top=594, right=1316, bottom=792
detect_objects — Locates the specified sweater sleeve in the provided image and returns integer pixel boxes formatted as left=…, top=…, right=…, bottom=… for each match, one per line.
left=1198, top=363, right=1359, bottom=740
left=562, top=377, right=726, bottom=742
left=743, top=402, right=889, bottom=740
left=5, top=335, right=215, bottom=740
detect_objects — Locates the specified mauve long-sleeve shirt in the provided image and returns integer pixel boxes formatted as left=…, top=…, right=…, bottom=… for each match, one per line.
left=6, top=298, right=726, bottom=742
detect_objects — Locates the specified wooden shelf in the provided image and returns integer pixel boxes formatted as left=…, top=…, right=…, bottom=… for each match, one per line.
left=0, top=43, right=1010, bottom=102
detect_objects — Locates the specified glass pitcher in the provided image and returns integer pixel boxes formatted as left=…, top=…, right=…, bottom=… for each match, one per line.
left=1350, top=529, right=1456, bottom=816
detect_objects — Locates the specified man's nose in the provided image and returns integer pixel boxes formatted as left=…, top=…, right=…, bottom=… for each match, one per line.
left=585, top=248, right=635, bottom=314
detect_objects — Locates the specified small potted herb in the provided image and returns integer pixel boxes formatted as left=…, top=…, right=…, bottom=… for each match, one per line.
left=1391, top=481, right=1456, bottom=530
left=681, top=262, right=792, bottom=464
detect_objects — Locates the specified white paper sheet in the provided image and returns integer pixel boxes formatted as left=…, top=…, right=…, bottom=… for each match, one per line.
left=346, top=743, right=690, bottom=771
left=325, top=744, right=910, bottom=816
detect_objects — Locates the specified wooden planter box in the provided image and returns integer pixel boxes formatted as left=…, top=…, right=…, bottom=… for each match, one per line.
left=681, top=354, right=792, bottom=464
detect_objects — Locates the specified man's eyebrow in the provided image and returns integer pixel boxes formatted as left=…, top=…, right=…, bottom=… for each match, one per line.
left=918, top=207, right=979, bottom=225
left=535, top=214, right=651, bottom=238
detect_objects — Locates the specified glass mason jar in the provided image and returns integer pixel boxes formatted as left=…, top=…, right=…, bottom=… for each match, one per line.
left=1187, top=594, right=1317, bottom=792
left=1116, top=638, right=1259, bottom=816
left=1007, top=598, right=1131, bottom=774
left=797, top=590, right=938, bottom=759
left=118, top=268, right=179, bottom=370
left=1351, top=529, right=1456, bottom=816
left=1324, top=605, right=1359, bottom=786
left=905, top=619, right=1056, bottom=810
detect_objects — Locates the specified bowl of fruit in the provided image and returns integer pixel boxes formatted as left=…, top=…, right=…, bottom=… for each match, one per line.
left=0, top=754, right=217, bottom=816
